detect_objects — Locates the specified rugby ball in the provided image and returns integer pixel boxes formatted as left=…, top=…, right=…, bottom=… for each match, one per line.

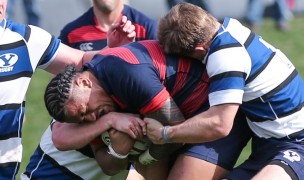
left=101, top=131, right=150, bottom=155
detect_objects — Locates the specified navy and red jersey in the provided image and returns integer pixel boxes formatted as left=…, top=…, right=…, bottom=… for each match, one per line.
left=59, top=5, right=157, bottom=51
left=84, top=40, right=210, bottom=118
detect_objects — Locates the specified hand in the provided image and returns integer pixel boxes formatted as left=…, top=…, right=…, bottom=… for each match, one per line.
left=108, top=129, right=135, bottom=155
left=107, top=16, right=136, bottom=48
left=101, top=112, right=146, bottom=139
left=144, top=118, right=165, bottom=144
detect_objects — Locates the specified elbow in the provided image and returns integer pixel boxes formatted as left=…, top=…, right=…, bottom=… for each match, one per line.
left=52, top=133, right=69, bottom=151
left=211, top=121, right=232, bottom=139
left=98, top=161, right=122, bottom=176
left=102, top=168, right=120, bottom=176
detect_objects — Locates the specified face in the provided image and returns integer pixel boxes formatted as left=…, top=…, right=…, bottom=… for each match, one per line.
left=64, top=81, right=118, bottom=124
left=0, top=0, right=7, bottom=22
left=93, top=0, right=122, bottom=13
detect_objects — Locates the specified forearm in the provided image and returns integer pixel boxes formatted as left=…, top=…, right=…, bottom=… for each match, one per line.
left=52, top=121, right=106, bottom=150
left=166, top=104, right=238, bottom=143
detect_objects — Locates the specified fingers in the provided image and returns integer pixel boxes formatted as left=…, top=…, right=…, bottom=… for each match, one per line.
left=139, top=120, right=147, bottom=136
left=131, top=118, right=144, bottom=139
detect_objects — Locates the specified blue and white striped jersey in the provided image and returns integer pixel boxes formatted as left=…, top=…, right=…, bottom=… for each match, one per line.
left=0, top=19, right=60, bottom=179
left=205, top=18, right=304, bottom=139
left=22, top=120, right=129, bottom=180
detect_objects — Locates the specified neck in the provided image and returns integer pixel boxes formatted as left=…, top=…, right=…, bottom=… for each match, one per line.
left=93, top=3, right=124, bottom=31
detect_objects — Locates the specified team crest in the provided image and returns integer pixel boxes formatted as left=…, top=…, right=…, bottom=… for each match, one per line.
left=0, top=53, right=18, bottom=72
left=283, top=150, right=301, bottom=162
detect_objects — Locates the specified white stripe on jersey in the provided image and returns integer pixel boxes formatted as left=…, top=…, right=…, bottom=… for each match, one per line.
left=223, top=18, right=252, bottom=45
left=244, top=50, right=295, bottom=102
left=27, top=25, right=54, bottom=69
left=38, top=126, right=128, bottom=180
left=0, top=137, right=22, bottom=163
left=207, top=47, right=251, bottom=78
left=209, top=89, right=244, bottom=106
left=247, top=107, right=304, bottom=139
left=0, top=28, right=24, bottom=45
left=38, top=43, right=60, bottom=70
left=0, top=77, right=30, bottom=105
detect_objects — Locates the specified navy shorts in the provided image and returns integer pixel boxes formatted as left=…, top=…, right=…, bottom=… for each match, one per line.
left=227, top=135, right=304, bottom=179
left=179, top=111, right=253, bottom=170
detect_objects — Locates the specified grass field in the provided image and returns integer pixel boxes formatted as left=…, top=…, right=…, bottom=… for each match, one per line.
left=19, top=16, right=304, bottom=179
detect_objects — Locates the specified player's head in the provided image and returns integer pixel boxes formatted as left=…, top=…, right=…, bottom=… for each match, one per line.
left=44, top=64, right=117, bottom=123
left=157, top=2, right=218, bottom=59
left=92, top=0, right=123, bottom=14
left=0, top=0, right=8, bottom=22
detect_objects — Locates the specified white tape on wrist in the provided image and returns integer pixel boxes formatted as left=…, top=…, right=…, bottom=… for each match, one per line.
left=107, top=143, right=129, bottom=159
left=161, top=126, right=172, bottom=143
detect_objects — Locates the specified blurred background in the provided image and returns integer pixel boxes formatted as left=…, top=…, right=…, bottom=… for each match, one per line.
left=7, top=0, right=304, bottom=179
left=8, top=0, right=304, bottom=36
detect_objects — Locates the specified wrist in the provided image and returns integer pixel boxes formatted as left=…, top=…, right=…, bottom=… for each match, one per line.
left=99, top=113, right=114, bottom=130
left=161, top=126, right=172, bottom=143
left=107, top=143, right=129, bottom=159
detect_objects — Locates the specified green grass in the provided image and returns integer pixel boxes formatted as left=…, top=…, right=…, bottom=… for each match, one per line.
left=19, top=16, right=304, bottom=179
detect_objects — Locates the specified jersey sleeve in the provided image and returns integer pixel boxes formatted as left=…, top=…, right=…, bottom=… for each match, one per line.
left=85, top=55, right=169, bottom=114
left=27, top=25, right=61, bottom=69
left=207, top=46, right=251, bottom=106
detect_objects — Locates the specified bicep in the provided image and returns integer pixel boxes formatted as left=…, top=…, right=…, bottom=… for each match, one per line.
left=45, top=43, right=86, bottom=74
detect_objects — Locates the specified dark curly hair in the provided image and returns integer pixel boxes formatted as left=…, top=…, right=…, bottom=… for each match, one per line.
left=44, top=64, right=81, bottom=122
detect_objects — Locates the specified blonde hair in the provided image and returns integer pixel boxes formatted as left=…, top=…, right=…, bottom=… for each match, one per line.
left=157, top=2, right=218, bottom=56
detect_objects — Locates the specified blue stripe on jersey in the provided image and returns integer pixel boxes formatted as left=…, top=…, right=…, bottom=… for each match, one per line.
left=38, top=36, right=61, bottom=66
left=0, top=162, right=20, bottom=179
left=0, top=105, right=25, bottom=139
left=246, top=35, right=275, bottom=82
left=210, top=72, right=245, bottom=93
left=208, top=32, right=241, bottom=56
left=6, top=19, right=27, bottom=38
left=24, top=145, right=83, bottom=180
left=243, top=72, right=304, bottom=121
left=0, top=41, right=33, bottom=78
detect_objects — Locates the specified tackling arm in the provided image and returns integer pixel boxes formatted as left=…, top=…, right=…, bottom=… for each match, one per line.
left=146, top=104, right=239, bottom=144
left=52, top=112, right=144, bottom=151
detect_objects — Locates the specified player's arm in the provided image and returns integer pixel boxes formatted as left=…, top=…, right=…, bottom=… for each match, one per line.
left=146, top=104, right=239, bottom=144
left=45, top=16, right=136, bottom=74
left=52, top=112, right=144, bottom=151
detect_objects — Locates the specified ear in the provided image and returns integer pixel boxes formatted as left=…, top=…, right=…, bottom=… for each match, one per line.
left=195, top=43, right=209, bottom=56
left=195, top=44, right=205, bottom=50
left=75, top=76, right=93, bottom=88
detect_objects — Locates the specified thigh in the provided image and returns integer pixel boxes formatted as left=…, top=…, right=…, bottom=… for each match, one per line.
left=182, top=110, right=252, bottom=170
left=228, top=137, right=304, bottom=180
left=170, top=110, right=252, bottom=179
left=168, top=154, right=228, bottom=180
